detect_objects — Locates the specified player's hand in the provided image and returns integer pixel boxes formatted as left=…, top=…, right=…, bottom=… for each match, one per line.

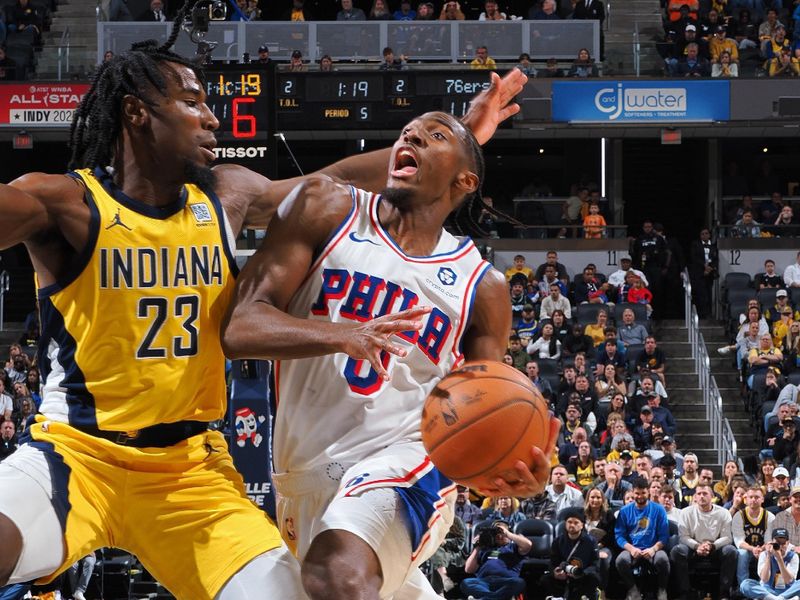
left=461, top=69, right=527, bottom=145
left=478, top=415, right=561, bottom=498
left=341, top=306, right=432, bottom=381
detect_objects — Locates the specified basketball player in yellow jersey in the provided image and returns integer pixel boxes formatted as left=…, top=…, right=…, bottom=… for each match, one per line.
left=0, top=3, right=527, bottom=598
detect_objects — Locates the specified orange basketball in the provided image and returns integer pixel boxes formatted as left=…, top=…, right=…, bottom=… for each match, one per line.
left=421, top=360, right=551, bottom=491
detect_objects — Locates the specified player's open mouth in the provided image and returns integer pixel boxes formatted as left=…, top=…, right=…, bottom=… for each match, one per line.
left=391, top=148, right=419, bottom=178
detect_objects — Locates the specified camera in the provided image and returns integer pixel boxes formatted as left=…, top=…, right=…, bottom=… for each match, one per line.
left=560, top=563, right=583, bottom=577
left=477, top=526, right=503, bottom=547
left=191, top=0, right=227, bottom=33
left=773, top=542, right=782, bottom=550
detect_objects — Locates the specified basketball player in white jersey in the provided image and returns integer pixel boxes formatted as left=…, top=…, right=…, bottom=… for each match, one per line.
left=223, top=111, right=561, bottom=599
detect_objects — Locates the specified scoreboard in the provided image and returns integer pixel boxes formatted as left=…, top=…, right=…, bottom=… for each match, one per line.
left=275, top=71, right=493, bottom=130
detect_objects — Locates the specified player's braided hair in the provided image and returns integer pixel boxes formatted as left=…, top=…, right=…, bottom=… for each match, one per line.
left=449, top=128, right=525, bottom=238
left=68, top=0, right=203, bottom=170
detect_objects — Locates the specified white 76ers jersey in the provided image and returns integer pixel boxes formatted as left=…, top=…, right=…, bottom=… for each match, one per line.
left=273, top=188, right=491, bottom=474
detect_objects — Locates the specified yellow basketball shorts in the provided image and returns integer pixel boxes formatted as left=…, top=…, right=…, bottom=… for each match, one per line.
left=12, top=419, right=284, bottom=599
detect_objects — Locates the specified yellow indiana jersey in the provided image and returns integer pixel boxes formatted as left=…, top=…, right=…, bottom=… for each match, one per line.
left=37, top=167, right=238, bottom=431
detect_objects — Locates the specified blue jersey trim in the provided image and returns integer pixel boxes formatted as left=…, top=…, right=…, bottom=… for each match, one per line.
left=37, top=298, right=97, bottom=429
left=37, top=174, right=101, bottom=299
left=456, top=262, right=492, bottom=358
left=373, top=195, right=472, bottom=260
left=92, top=166, right=188, bottom=220
left=203, top=185, right=240, bottom=278
left=394, top=465, right=452, bottom=550
left=25, top=439, right=73, bottom=534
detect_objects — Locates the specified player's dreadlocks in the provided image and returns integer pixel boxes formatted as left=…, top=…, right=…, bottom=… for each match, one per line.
left=68, top=0, right=204, bottom=170
left=448, top=125, right=525, bottom=238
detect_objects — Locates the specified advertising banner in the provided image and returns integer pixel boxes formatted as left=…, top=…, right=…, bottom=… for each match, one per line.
left=552, top=80, right=730, bottom=123
left=0, top=83, right=89, bottom=127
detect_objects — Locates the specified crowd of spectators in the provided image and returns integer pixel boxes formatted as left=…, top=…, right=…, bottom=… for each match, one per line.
left=0, top=0, right=53, bottom=80
left=659, top=0, right=800, bottom=77
left=725, top=193, right=800, bottom=238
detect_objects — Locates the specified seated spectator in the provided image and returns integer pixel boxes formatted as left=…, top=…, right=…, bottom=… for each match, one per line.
left=8, top=0, right=42, bottom=46
left=414, top=1, right=435, bottom=20
left=461, top=521, right=530, bottom=600
left=337, top=0, right=365, bottom=19
left=599, top=461, right=633, bottom=509
left=137, top=0, right=168, bottom=21
left=660, top=487, right=681, bottom=522
left=551, top=310, right=570, bottom=342
left=455, top=485, right=482, bottom=526
left=515, top=52, right=536, bottom=77
left=482, top=495, right=526, bottom=529
left=770, top=205, right=800, bottom=237
left=283, top=0, right=314, bottom=20
left=379, top=47, right=407, bottom=70
left=595, top=363, right=627, bottom=404
left=631, top=374, right=668, bottom=413
left=771, top=307, right=795, bottom=349
left=527, top=323, right=561, bottom=361
left=676, top=452, right=701, bottom=505
left=731, top=9, right=759, bottom=49
left=563, top=323, right=595, bottom=359
left=716, top=460, right=744, bottom=503
left=773, top=419, right=798, bottom=466
left=538, top=264, right=567, bottom=297
left=530, top=0, right=561, bottom=19
left=288, top=50, right=307, bottom=72
left=0, top=45, right=17, bottom=81
left=516, top=304, right=538, bottom=344
left=615, top=477, right=670, bottom=600
left=671, top=483, right=737, bottom=600
left=540, top=282, right=572, bottom=320
left=628, top=276, right=654, bottom=316
left=710, top=25, right=739, bottom=63
left=393, top=0, right=416, bottom=20
left=733, top=209, right=762, bottom=237
left=568, top=441, right=598, bottom=489
left=635, top=336, right=667, bottom=383
left=595, top=340, right=627, bottom=378
left=782, top=322, right=800, bottom=372
left=439, top=0, right=465, bottom=20
left=505, top=254, right=534, bottom=283
left=756, top=259, right=784, bottom=290
left=712, top=49, right=739, bottom=76
left=609, top=257, right=648, bottom=292
left=748, top=334, right=784, bottom=388
left=368, top=0, right=392, bottom=19
left=769, top=47, right=800, bottom=76
left=526, top=360, right=553, bottom=399
left=585, top=309, right=610, bottom=346
left=507, top=334, right=528, bottom=372
left=646, top=394, right=676, bottom=435
left=758, top=9, right=784, bottom=54
left=764, top=24, right=791, bottom=61
left=548, top=465, right=585, bottom=513
left=619, top=309, right=649, bottom=348
left=521, top=489, right=558, bottom=520
left=479, top=0, right=506, bottom=20
left=470, top=45, right=496, bottom=70
left=677, top=42, right=712, bottom=75
left=542, top=507, right=601, bottom=600
left=535, top=250, right=570, bottom=284
left=739, top=527, right=800, bottom=600
left=509, top=275, right=528, bottom=321
left=245, top=0, right=260, bottom=20
left=568, top=48, right=599, bottom=77
left=540, top=57, right=564, bottom=77
left=785, top=252, right=800, bottom=290
left=759, top=192, right=786, bottom=224
left=429, top=515, right=465, bottom=594
left=0, top=419, right=17, bottom=460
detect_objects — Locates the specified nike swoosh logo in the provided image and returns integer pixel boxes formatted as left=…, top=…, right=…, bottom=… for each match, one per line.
left=349, top=232, right=380, bottom=246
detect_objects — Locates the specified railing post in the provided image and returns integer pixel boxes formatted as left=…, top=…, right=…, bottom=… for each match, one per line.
left=0, top=271, right=9, bottom=332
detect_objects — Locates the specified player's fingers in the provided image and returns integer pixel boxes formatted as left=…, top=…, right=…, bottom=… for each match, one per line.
left=498, top=70, right=527, bottom=103
left=374, top=319, right=425, bottom=335
left=366, top=351, right=391, bottom=381
left=544, top=416, right=562, bottom=458
left=379, top=337, right=408, bottom=358
left=497, top=103, right=521, bottom=124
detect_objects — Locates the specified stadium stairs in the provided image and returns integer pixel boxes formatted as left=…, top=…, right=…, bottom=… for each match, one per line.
left=604, top=0, right=664, bottom=76
left=36, top=0, right=98, bottom=80
left=656, top=319, right=754, bottom=471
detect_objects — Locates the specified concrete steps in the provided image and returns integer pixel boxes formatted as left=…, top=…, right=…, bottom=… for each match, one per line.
left=35, top=0, right=97, bottom=79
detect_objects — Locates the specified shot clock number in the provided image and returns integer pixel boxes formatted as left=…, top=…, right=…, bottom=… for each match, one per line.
left=232, top=97, right=256, bottom=139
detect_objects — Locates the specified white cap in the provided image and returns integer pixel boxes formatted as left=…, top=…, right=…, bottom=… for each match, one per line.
left=775, top=466, right=790, bottom=478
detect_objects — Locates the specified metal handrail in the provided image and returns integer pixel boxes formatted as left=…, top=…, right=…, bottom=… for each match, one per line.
left=682, top=268, right=737, bottom=464
left=56, top=26, right=71, bottom=81
left=632, top=21, right=640, bottom=78
left=0, top=271, right=9, bottom=332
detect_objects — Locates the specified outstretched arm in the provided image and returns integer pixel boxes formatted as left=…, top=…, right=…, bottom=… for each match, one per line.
left=463, top=268, right=561, bottom=498
left=234, top=70, right=527, bottom=229
left=221, top=178, right=429, bottom=381
left=0, top=174, right=62, bottom=249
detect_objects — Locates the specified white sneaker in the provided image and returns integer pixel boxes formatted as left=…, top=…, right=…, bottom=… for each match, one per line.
left=441, top=574, right=455, bottom=592
left=657, top=589, right=668, bottom=600
left=717, top=345, right=732, bottom=355
left=72, top=592, right=87, bottom=600
left=625, top=587, right=642, bottom=600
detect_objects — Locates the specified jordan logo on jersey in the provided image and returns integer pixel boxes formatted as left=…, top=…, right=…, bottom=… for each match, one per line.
left=310, top=268, right=453, bottom=365
left=106, top=208, right=133, bottom=231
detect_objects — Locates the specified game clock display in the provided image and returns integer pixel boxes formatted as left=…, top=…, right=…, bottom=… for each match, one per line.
left=275, top=71, right=493, bottom=130
left=204, top=65, right=270, bottom=143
